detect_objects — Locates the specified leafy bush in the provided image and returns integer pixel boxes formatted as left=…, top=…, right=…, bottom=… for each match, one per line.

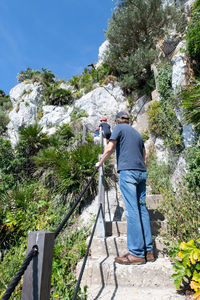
left=147, top=144, right=200, bottom=242
left=0, top=112, right=10, bottom=134
left=44, top=85, right=73, bottom=106
left=147, top=148, right=173, bottom=194
left=148, top=63, right=184, bottom=152
left=34, top=142, right=100, bottom=201
left=104, top=0, right=177, bottom=92
left=172, top=239, right=200, bottom=298
left=70, top=108, right=88, bottom=121
left=180, top=79, right=200, bottom=134
left=186, top=0, right=200, bottom=67
left=0, top=196, right=88, bottom=299
left=0, top=91, right=12, bottom=134
left=51, top=231, right=88, bottom=299
left=68, top=63, right=112, bottom=94
left=17, top=67, right=56, bottom=86
left=17, top=123, right=50, bottom=157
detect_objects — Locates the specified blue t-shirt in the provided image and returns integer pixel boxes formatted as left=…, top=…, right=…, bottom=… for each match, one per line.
left=110, top=124, right=146, bottom=172
left=99, top=123, right=111, bottom=137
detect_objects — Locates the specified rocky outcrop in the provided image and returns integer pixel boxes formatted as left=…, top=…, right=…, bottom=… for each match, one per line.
left=7, top=81, right=128, bottom=146
left=74, top=82, right=128, bottom=131
left=7, top=82, right=44, bottom=145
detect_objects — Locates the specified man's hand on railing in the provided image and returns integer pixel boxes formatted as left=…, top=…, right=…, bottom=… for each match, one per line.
left=96, top=162, right=101, bottom=168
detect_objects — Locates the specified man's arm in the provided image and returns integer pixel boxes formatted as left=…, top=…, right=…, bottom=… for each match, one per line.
left=96, top=140, right=117, bottom=167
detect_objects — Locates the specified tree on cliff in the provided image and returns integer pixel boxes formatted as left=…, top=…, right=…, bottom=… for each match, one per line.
left=105, top=0, right=180, bottom=93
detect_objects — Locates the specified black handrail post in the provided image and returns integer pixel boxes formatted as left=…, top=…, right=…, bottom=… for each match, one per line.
left=21, top=231, right=55, bottom=300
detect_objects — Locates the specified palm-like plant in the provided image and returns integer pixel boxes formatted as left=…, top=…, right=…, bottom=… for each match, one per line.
left=18, top=123, right=50, bottom=157
left=181, top=80, right=200, bottom=133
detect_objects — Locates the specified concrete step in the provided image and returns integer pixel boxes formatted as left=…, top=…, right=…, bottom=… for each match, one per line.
left=89, top=236, right=168, bottom=259
left=104, top=191, right=163, bottom=222
left=77, top=256, right=176, bottom=289
left=84, top=285, right=187, bottom=300
left=104, top=220, right=166, bottom=237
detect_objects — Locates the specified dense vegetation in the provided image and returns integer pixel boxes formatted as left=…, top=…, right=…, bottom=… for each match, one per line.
left=0, top=90, right=12, bottom=135
left=0, top=122, right=101, bottom=299
left=104, top=0, right=186, bottom=94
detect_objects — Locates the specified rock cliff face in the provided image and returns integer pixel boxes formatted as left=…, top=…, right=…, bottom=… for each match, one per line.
left=7, top=81, right=128, bottom=146
left=4, top=0, right=196, bottom=190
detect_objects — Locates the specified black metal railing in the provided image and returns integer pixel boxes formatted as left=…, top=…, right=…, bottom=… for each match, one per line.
left=72, top=203, right=104, bottom=300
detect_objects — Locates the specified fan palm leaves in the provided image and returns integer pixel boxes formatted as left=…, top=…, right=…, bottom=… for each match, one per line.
left=181, top=80, right=200, bottom=132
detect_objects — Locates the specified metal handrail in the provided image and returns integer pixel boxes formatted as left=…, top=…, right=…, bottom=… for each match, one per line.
left=54, top=168, right=98, bottom=239
left=72, top=203, right=104, bottom=300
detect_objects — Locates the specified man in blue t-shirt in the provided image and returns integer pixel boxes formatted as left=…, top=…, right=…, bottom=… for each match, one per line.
left=96, top=111, right=154, bottom=265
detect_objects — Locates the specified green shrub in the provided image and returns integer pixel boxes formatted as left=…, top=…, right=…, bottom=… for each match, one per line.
left=186, top=0, right=200, bottom=64
left=0, top=111, right=9, bottom=134
left=104, top=0, right=177, bottom=93
left=68, top=63, right=112, bottom=95
left=0, top=138, right=14, bottom=170
left=0, top=93, right=12, bottom=111
left=17, top=67, right=55, bottom=86
left=147, top=144, right=200, bottom=242
left=180, top=79, right=200, bottom=134
left=141, top=129, right=149, bottom=142
left=148, top=62, right=184, bottom=152
left=148, top=101, right=165, bottom=136
left=44, top=85, right=73, bottom=106
left=0, top=91, right=12, bottom=134
left=157, top=62, right=173, bottom=100
left=70, top=108, right=88, bottom=121
left=51, top=231, right=88, bottom=299
left=147, top=148, right=173, bottom=194
left=172, top=239, right=200, bottom=297
left=0, top=193, right=88, bottom=300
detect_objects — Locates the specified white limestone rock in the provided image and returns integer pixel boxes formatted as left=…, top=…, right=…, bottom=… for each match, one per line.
left=39, top=105, right=73, bottom=134
left=172, top=41, right=187, bottom=94
left=175, top=108, right=196, bottom=149
left=7, top=82, right=44, bottom=145
left=74, top=82, right=128, bottom=131
left=59, top=82, right=75, bottom=93
left=9, top=81, right=44, bottom=106
left=131, top=96, right=151, bottom=135
left=170, top=155, right=187, bottom=190
left=154, top=137, right=169, bottom=164
left=96, top=40, right=109, bottom=68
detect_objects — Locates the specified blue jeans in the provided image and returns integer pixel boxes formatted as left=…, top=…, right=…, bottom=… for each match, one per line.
left=119, top=170, right=153, bottom=257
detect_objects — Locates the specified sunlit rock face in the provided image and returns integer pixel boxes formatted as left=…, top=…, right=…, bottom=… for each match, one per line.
left=74, top=82, right=129, bottom=131
left=95, top=40, right=109, bottom=68
left=170, top=155, right=187, bottom=191
left=7, top=82, right=44, bottom=145
left=6, top=80, right=128, bottom=146
left=39, top=105, right=73, bottom=135
left=162, top=0, right=195, bottom=7
left=172, top=41, right=187, bottom=95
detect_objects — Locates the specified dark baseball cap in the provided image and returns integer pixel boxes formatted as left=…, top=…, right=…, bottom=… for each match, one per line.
left=115, top=111, right=130, bottom=120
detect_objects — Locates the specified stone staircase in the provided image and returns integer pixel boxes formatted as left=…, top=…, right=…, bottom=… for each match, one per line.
left=76, top=182, right=187, bottom=300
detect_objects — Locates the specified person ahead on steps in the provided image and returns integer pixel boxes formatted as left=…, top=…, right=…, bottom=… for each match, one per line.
left=99, top=117, right=111, bottom=144
left=96, top=111, right=155, bottom=265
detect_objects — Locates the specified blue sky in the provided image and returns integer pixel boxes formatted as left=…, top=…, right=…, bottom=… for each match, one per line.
left=0, top=0, right=115, bottom=94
